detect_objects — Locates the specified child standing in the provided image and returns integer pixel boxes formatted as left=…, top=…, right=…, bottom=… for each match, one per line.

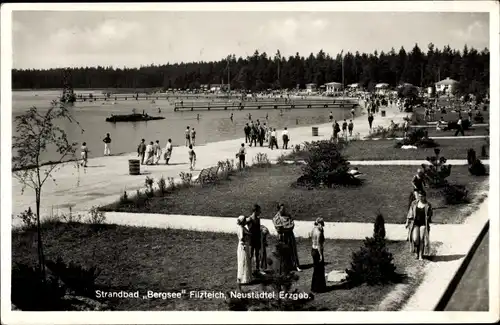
left=188, top=145, right=196, bottom=171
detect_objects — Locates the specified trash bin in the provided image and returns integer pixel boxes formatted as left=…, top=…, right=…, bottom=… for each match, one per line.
left=312, top=127, right=319, bottom=136
left=128, top=159, right=140, bottom=175
left=381, top=110, right=386, bottom=117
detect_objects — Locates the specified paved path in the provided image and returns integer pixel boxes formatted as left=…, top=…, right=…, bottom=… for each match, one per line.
left=368, top=135, right=489, bottom=140
left=285, top=160, right=490, bottom=166
left=402, top=198, right=489, bottom=311
left=101, top=212, right=466, bottom=242
left=412, top=124, right=489, bottom=128
left=11, top=102, right=408, bottom=221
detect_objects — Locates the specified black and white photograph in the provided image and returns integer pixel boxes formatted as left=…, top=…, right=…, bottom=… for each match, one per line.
left=1, top=1, right=499, bottom=324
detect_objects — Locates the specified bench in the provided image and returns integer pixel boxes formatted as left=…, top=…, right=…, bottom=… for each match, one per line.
left=195, top=165, right=220, bottom=186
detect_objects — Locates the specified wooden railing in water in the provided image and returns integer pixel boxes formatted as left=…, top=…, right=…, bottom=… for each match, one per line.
left=173, top=100, right=358, bottom=111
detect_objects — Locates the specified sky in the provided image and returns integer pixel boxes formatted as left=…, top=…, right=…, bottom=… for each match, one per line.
left=12, top=10, right=490, bottom=70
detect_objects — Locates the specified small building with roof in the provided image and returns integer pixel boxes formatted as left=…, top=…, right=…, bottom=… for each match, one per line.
left=305, top=83, right=317, bottom=93
left=324, top=82, right=343, bottom=94
left=435, top=77, right=458, bottom=95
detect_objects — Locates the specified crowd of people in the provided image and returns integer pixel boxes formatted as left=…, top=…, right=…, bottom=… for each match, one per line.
left=236, top=203, right=327, bottom=293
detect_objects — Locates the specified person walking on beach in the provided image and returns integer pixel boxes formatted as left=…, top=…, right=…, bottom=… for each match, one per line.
left=190, top=128, right=197, bottom=146
left=247, top=204, right=264, bottom=275
left=80, top=142, right=89, bottom=167
left=244, top=123, right=251, bottom=143
left=333, top=120, right=340, bottom=140
left=348, top=119, right=354, bottom=136
left=259, top=124, right=265, bottom=147
left=270, top=128, right=278, bottom=150
left=103, top=133, right=111, bottom=156
left=250, top=124, right=258, bottom=147
left=185, top=126, right=191, bottom=147
left=237, top=143, right=246, bottom=170
left=145, top=141, right=155, bottom=165
left=230, top=113, right=234, bottom=121
left=153, top=140, right=162, bottom=164
left=188, top=145, right=196, bottom=170
left=137, top=139, right=146, bottom=165
left=164, top=139, right=173, bottom=164
left=310, top=217, right=326, bottom=293
left=351, top=108, right=355, bottom=119
left=282, top=127, right=290, bottom=149
left=368, top=113, right=374, bottom=130
left=342, top=119, right=348, bottom=138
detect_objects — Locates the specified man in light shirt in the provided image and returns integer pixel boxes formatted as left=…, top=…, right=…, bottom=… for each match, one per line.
left=270, top=128, right=278, bottom=150
left=153, top=140, right=162, bottom=165
left=145, top=141, right=154, bottom=165
left=281, top=127, right=290, bottom=149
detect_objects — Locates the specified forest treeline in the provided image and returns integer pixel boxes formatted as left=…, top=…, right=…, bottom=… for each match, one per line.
left=12, top=43, right=489, bottom=98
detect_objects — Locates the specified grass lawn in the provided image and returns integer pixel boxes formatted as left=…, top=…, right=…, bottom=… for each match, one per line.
left=342, top=138, right=489, bottom=161
left=12, top=223, right=418, bottom=311
left=102, top=164, right=487, bottom=224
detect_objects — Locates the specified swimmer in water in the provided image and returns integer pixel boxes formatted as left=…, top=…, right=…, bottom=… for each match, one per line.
left=197, top=114, right=200, bottom=120
left=266, top=113, right=269, bottom=120
left=248, top=113, right=252, bottom=120
left=158, top=107, right=161, bottom=113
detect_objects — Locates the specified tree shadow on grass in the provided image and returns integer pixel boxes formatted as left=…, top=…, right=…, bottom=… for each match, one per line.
left=427, top=254, right=465, bottom=262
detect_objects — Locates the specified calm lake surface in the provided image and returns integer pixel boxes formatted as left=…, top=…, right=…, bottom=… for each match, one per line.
left=12, top=90, right=360, bottom=163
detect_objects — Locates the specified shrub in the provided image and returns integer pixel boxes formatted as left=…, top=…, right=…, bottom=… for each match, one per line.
left=157, top=176, right=167, bottom=195
left=133, top=189, right=149, bottom=209
left=276, top=153, right=287, bottom=165
left=421, top=148, right=451, bottom=188
left=144, top=176, right=155, bottom=197
left=469, top=159, right=488, bottom=176
left=367, top=126, right=398, bottom=139
left=345, top=213, right=399, bottom=286
left=226, top=159, right=235, bottom=174
left=17, top=207, right=37, bottom=229
left=87, top=206, right=106, bottom=225
left=474, top=114, right=484, bottom=123
left=252, top=152, right=271, bottom=167
left=481, top=144, right=488, bottom=158
left=300, top=140, right=359, bottom=187
left=396, top=128, right=439, bottom=148
left=59, top=208, right=83, bottom=224
left=11, top=263, right=68, bottom=311
left=442, top=184, right=469, bottom=205
left=466, top=148, right=477, bottom=165
left=179, top=172, right=193, bottom=186
left=119, top=191, right=130, bottom=205
left=167, top=177, right=176, bottom=190
left=45, top=257, right=101, bottom=298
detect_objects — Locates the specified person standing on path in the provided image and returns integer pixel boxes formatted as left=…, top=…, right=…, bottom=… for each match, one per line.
left=247, top=204, right=264, bottom=275
left=164, top=139, right=173, bottom=164
left=405, top=191, right=433, bottom=260
left=454, top=116, right=465, bottom=136
left=244, top=123, right=251, bottom=144
left=188, top=145, right=196, bottom=171
left=153, top=140, right=162, bottom=164
left=80, top=142, right=89, bottom=167
left=348, top=119, right=354, bottom=137
left=236, top=215, right=252, bottom=285
left=137, top=139, right=146, bottom=165
left=259, top=124, right=265, bottom=147
left=237, top=143, right=246, bottom=170
left=190, top=128, right=197, bottom=146
left=329, top=111, right=333, bottom=121
left=103, top=133, right=111, bottom=156
left=282, top=127, right=290, bottom=149
left=310, top=217, right=326, bottom=293
left=145, top=141, right=155, bottom=165
left=368, top=113, right=374, bottom=130
left=185, top=126, right=191, bottom=147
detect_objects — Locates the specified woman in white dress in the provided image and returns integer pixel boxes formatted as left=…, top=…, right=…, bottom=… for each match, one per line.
left=236, top=215, right=252, bottom=284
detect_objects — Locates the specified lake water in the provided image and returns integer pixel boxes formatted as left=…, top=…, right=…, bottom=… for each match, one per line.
left=12, top=90, right=360, bottom=163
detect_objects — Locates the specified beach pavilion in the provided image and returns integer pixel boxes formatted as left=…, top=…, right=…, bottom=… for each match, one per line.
left=324, top=82, right=343, bottom=94
left=435, top=77, right=458, bottom=95
left=375, top=82, right=390, bottom=95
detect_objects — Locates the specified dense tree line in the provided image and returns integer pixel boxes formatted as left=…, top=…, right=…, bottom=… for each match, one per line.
left=12, top=43, right=489, bottom=98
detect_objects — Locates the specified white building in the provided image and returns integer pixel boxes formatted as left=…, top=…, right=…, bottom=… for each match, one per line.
left=435, top=77, right=458, bottom=95
left=305, top=83, right=317, bottom=93
left=324, top=82, right=343, bottom=94
left=375, top=83, right=390, bottom=95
